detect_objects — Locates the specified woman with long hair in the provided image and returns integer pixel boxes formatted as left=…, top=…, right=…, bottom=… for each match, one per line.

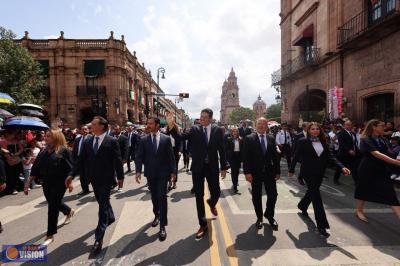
left=24, top=129, right=75, bottom=245
left=289, top=122, right=350, bottom=237
left=355, top=119, right=400, bottom=222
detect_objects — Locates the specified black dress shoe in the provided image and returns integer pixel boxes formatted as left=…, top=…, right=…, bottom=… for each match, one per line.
left=255, top=219, right=263, bottom=229
left=268, top=218, right=278, bottom=230
left=91, top=241, right=102, bottom=255
left=78, top=190, right=90, bottom=196
left=190, top=188, right=195, bottom=194
left=318, top=228, right=330, bottom=237
left=108, top=218, right=116, bottom=226
left=151, top=217, right=160, bottom=227
left=159, top=227, right=167, bottom=241
left=298, top=208, right=309, bottom=217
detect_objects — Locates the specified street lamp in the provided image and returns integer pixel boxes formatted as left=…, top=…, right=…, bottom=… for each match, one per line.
left=157, top=67, right=166, bottom=85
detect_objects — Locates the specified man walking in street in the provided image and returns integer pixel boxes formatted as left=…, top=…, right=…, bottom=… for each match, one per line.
left=126, top=125, right=139, bottom=173
left=135, top=117, right=176, bottom=241
left=111, top=124, right=129, bottom=192
left=72, top=125, right=91, bottom=196
left=67, top=116, right=124, bottom=256
left=168, top=108, right=227, bottom=239
left=243, top=117, right=280, bottom=230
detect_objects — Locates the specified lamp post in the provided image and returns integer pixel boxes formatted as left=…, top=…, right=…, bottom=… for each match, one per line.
left=157, top=67, right=166, bottom=85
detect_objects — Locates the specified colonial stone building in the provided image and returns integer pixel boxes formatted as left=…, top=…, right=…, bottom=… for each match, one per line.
left=220, top=68, right=240, bottom=124
left=253, top=95, right=267, bottom=119
left=272, top=0, right=400, bottom=125
left=17, top=31, right=182, bottom=128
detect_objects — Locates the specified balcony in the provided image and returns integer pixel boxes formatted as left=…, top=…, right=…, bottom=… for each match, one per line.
left=76, top=86, right=106, bottom=97
left=337, top=0, right=400, bottom=49
left=271, top=47, right=321, bottom=86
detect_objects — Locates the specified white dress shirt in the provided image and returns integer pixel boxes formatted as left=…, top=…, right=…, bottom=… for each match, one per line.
left=234, top=138, right=240, bottom=152
left=257, top=132, right=268, bottom=151
left=203, top=124, right=212, bottom=143
left=312, top=141, right=324, bottom=157
left=275, top=130, right=292, bottom=146
left=93, top=132, right=107, bottom=149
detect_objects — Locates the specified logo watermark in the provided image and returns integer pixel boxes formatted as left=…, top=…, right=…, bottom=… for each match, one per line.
left=2, top=244, right=47, bottom=263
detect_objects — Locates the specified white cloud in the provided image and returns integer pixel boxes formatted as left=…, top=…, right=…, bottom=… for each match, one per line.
left=130, top=0, right=281, bottom=120
left=43, top=35, right=59, bottom=39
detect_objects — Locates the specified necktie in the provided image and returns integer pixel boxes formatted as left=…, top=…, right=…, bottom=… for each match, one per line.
left=203, top=127, right=208, bottom=144
left=284, top=131, right=287, bottom=144
left=78, top=136, right=85, bottom=156
left=93, top=136, right=99, bottom=154
left=260, top=134, right=267, bottom=155
left=152, top=134, right=157, bottom=153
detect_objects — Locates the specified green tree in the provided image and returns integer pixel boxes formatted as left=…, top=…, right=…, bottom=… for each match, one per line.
left=229, top=106, right=256, bottom=125
left=0, top=26, right=45, bottom=111
left=266, top=103, right=282, bottom=121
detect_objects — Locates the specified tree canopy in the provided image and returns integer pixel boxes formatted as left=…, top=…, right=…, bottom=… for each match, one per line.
left=0, top=26, right=45, bottom=111
left=229, top=106, right=256, bottom=125
left=266, top=103, right=282, bottom=121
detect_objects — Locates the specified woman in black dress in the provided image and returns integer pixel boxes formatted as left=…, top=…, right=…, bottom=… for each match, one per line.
left=24, top=129, right=75, bottom=245
left=289, top=122, right=350, bottom=237
left=355, top=119, right=400, bottom=222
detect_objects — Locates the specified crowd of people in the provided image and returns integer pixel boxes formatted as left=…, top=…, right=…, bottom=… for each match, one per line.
left=0, top=110, right=399, bottom=255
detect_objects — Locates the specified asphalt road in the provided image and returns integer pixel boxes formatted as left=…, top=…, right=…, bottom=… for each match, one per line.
left=1, top=160, right=399, bottom=266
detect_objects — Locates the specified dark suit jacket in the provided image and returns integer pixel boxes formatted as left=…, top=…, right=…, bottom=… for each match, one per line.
left=243, top=133, right=280, bottom=178
left=289, top=138, right=344, bottom=179
left=337, top=129, right=360, bottom=160
left=113, top=134, right=129, bottom=161
left=135, top=133, right=176, bottom=179
left=72, top=135, right=87, bottom=162
left=180, top=124, right=227, bottom=175
left=224, top=136, right=243, bottom=163
left=165, top=126, right=182, bottom=154
left=239, top=127, right=252, bottom=138
left=71, top=134, right=124, bottom=187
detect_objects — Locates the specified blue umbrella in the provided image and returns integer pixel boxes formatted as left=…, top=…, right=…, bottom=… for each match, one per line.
left=3, top=116, right=49, bottom=130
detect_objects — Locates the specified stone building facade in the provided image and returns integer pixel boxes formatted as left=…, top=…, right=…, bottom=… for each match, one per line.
left=272, top=0, right=400, bottom=125
left=220, top=68, right=240, bottom=125
left=17, top=31, right=182, bottom=128
left=253, top=95, right=267, bottom=119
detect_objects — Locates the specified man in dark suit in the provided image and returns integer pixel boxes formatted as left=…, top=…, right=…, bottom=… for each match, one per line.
left=126, top=126, right=139, bottom=173
left=72, top=125, right=91, bottom=195
left=334, top=120, right=360, bottom=184
left=224, top=127, right=243, bottom=194
left=239, top=121, right=252, bottom=138
left=243, top=117, right=280, bottom=230
left=135, top=117, right=176, bottom=241
left=168, top=108, right=227, bottom=239
left=111, top=125, right=129, bottom=192
left=67, top=116, right=124, bottom=256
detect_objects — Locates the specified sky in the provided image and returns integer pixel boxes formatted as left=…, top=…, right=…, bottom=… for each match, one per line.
left=1, top=0, right=281, bottom=120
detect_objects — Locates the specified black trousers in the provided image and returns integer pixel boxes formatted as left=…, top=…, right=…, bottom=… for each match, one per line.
left=174, top=151, right=181, bottom=181
left=43, top=183, right=71, bottom=236
left=251, top=174, right=277, bottom=220
left=183, top=151, right=190, bottom=168
left=93, top=184, right=115, bottom=242
left=279, top=144, right=292, bottom=168
left=298, top=175, right=329, bottom=229
left=79, top=168, right=90, bottom=192
left=230, top=152, right=241, bottom=189
left=148, top=175, right=169, bottom=227
left=127, top=147, right=135, bottom=172
left=193, top=164, right=220, bottom=227
left=4, top=163, right=23, bottom=194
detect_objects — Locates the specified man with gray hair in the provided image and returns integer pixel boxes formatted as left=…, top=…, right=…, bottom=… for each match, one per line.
left=243, top=117, right=280, bottom=230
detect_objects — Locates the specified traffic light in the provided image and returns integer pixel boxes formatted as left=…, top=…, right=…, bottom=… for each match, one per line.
left=179, top=93, right=189, bottom=98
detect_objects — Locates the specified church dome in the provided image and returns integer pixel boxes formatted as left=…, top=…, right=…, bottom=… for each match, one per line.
left=253, top=95, right=266, bottom=106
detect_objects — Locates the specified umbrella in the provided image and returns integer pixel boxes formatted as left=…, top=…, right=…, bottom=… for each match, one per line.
left=0, top=93, right=16, bottom=105
left=18, top=103, right=43, bottom=111
left=21, top=109, right=44, bottom=117
left=0, top=108, right=14, bottom=118
left=3, top=116, right=49, bottom=130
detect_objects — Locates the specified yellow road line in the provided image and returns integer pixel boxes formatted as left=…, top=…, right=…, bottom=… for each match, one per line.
left=204, top=186, right=221, bottom=266
left=216, top=200, right=239, bottom=266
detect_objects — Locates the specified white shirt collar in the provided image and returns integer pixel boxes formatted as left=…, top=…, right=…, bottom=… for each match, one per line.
left=257, top=131, right=267, bottom=137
